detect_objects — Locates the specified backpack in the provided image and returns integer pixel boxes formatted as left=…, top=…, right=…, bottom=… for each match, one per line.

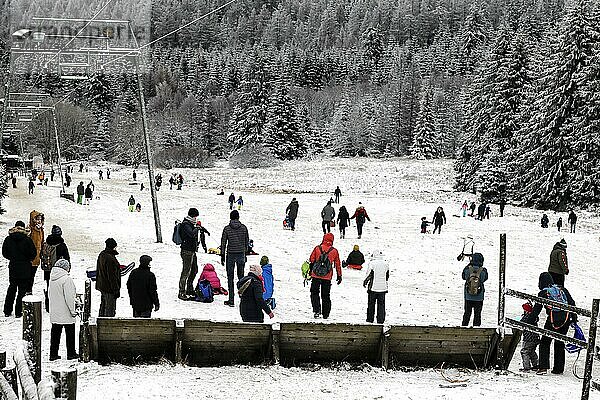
left=312, top=246, right=333, bottom=277
left=301, top=261, right=311, bottom=279
left=172, top=221, right=182, bottom=245
left=195, top=279, right=214, bottom=303
left=544, top=285, right=570, bottom=329
left=466, top=265, right=483, bottom=296
left=356, top=210, right=366, bottom=224
left=40, top=243, right=58, bottom=272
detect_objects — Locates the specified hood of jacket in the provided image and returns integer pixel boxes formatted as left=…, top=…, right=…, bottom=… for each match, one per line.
left=9, top=225, right=30, bottom=238
left=46, top=234, right=64, bottom=246
left=261, top=263, right=273, bottom=275
left=203, top=263, right=215, bottom=272
left=471, top=253, right=484, bottom=267
left=29, top=210, right=44, bottom=231
left=102, top=248, right=119, bottom=256
left=371, top=249, right=384, bottom=260
left=50, top=266, right=69, bottom=281
left=553, top=241, right=567, bottom=251
left=538, top=272, right=554, bottom=290
left=229, top=220, right=242, bottom=230
left=322, top=233, right=334, bottom=247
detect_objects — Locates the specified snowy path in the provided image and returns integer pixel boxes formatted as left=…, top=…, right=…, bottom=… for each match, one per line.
left=0, top=158, right=599, bottom=399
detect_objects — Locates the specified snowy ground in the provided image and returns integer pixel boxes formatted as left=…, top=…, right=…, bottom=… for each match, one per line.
left=1, top=157, right=599, bottom=399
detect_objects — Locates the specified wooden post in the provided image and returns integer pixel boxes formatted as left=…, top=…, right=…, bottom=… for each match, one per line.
left=581, top=299, right=599, bottom=400
left=0, top=372, right=18, bottom=400
left=22, top=295, right=42, bottom=383
left=79, top=280, right=92, bottom=363
left=52, top=368, right=77, bottom=400
left=174, top=323, right=184, bottom=364
left=380, top=331, right=390, bottom=370
left=37, top=379, right=56, bottom=400
left=83, top=280, right=91, bottom=323
left=271, top=328, right=280, bottom=365
left=1, top=366, right=18, bottom=396
left=89, top=323, right=98, bottom=361
left=14, top=346, right=38, bottom=400
left=0, top=352, right=5, bottom=369
left=496, top=233, right=507, bottom=369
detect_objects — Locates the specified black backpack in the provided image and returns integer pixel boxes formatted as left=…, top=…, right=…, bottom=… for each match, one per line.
left=312, top=246, right=333, bottom=277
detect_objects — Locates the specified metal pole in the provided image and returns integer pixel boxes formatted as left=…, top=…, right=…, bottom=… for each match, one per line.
left=0, top=68, right=11, bottom=151
left=134, top=58, right=162, bottom=243
left=581, top=299, right=599, bottom=400
left=496, top=233, right=507, bottom=369
left=51, top=108, right=66, bottom=192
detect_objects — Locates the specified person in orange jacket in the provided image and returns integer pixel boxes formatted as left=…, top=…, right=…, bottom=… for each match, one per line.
left=308, top=233, right=342, bottom=319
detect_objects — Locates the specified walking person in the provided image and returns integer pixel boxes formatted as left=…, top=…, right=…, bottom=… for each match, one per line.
left=568, top=210, right=577, bottom=233
left=337, top=206, right=350, bottom=239
left=228, top=193, right=235, bottom=210
left=350, top=203, right=371, bottom=239
left=531, top=272, right=577, bottom=375
left=285, top=198, right=299, bottom=231
left=2, top=221, right=36, bottom=318
left=79, top=163, right=84, bottom=173
left=541, top=214, right=549, bottom=228
left=363, top=249, right=389, bottom=324
left=461, top=253, right=488, bottom=327
left=50, top=168, right=55, bottom=181
left=106, top=168, right=110, bottom=179
left=236, top=196, right=244, bottom=210
left=334, top=186, right=342, bottom=204
left=11, top=176, right=16, bottom=188
left=557, top=217, right=563, bottom=232
left=133, top=170, right=137, bottom=181
left=96, top=238, right=121, bottom=317
left=169, top=176, right=175, bottom=190
left=28, top=179, right=34, bottom=194
left=41, top=225, right=70, bottom=312
left=321, top=201, right=335, bottom=234
left=221, top=210, right=249, bottom=307
left=48, top=259, right=78, bottom=361
left=548, top=239, right=568, bottom=286
left=198, top=221, right=210, bottom=253
left=461, top=201, right=468, bottom=217
left=127, top=255, right=160, bottom=318
left=99, top=170, right=103, bottom=180
left=84, top=183, right=93, bottom=206
left=499, top=199, right=506, bottom=217
left=308, top=233, right=342, bottom=319
left=519, top=302, right=540, bottom=372
left=76, top=182, right=85, bottom=205
left=477, top=203, right=486, bottom=221
left=128, top=196, right=136, bottom=212
left=28, top=210, right=45, bottom=293
left=469, top=201, right=476, bottom=217
left=485, top=205, right=491, bottom=219
left=432, top=206, right=446, bottom=234
left=237, top=265, right=274, bottom=322
left=179, top=208, right=200, bottom=299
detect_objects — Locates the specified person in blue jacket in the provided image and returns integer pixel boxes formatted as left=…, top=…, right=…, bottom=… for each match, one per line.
left=260, top=256, right=275, bottom=309
left=461, top=253, right=488, bottom=326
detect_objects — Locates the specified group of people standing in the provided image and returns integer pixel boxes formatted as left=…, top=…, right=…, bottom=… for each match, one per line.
left=76, top=181, right=95, bottom=205
left=321, top=200, right=371, bottom=239
left=542, top=210, right=577, bottom=233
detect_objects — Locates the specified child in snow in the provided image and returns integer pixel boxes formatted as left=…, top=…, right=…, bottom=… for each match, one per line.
left=236, top=196, right=244, bottom=210
left=199, top=263, right=228, bottom=295
left=420, top=217, right=430, bottom=233
left=260, top=256, right=275, bottom=309
left=344, top=245, right=365, bottom=270
left=363, top=249, right=389, bottom=324
left=128, top=196, right=135, bottom=212
left=135, top=203, right=142, bottom=212
left=461, top=201, right=468, bottom=217
left=519, top=302, right=540, bottom=372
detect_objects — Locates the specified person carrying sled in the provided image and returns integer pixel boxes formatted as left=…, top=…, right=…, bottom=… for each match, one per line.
left=519, top=302, right=540, bottom=372
left=548, top=239, right=568, bottom=286
left=128, top=195, right=135, bottom=212
left=568, top=210, right=577, bottom=233
left=531, top=272, right=577, bottom=375
left=285, top=198, right=299, bottom=231
left=321, top=201, right=335, bottom=234
left=363, top=249, right=389, bottom=324
left=96, top=238, right=121, bottom=317
left=228, top=193, right=236, bottom=210
left=345, top=245, right=365, bottom=270
left=308, top=233, right=342, bottom=319
left=76, top=182, right=85, bottom=204
left=432, top=206, right=446, bottom=234
left=350, top=202, right=371, bottom=239
left=179, top=208, right=201, bottom=299
left=41, top=225, right=70, bottom=312
left=199, top=263, right=228, bottom=295
left=337, top=206, right=350, bottom=239
left=127, top=255, right=159, bottom=318
left=221, top=210, right=250, bottom=307
left=48, top=259, right=78, bottom=361
left=2, top=221, right=36, bottom=318
left=461, top=253, right=488, bottom=327
left=334, top=186, right=342, bottom=204
left=260, top=256, right=275, bottom=309
left=237, top=265, right=274, bottom=323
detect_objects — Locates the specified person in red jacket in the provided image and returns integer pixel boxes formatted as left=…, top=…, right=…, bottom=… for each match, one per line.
left=198, top=263, right=228, bottom=295
left=350, top=202, right=371, bottom=239
left=309, top=233, right=342, bottom=319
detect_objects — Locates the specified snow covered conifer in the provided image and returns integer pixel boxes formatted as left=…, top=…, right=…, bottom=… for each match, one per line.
left=263, top=86, right=307, bottom=160
left=410, top=85, right=437, bottom=160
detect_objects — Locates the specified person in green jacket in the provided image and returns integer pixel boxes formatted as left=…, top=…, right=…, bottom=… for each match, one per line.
left=548, top=239, right=568, bottom=286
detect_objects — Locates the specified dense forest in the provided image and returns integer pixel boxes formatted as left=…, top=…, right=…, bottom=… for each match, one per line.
left=1, top=0, right=599, bottom=210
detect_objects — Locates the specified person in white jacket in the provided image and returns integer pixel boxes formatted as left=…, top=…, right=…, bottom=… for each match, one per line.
left=362, top=249, right=389, bottom=324
left=48, top=259, right=78, bottom=361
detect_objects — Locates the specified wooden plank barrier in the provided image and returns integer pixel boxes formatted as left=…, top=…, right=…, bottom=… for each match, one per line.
left=278, top=323, right=383, bottom=367
left=95, top=318, right=176, bottom=364
left=387, top=326, right=497, bottom=369
left=182, top=320, right=272, bottom=366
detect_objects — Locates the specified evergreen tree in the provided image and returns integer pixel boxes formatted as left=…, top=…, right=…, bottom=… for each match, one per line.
left=263, top=86, right=307, bottom=160
left=227, top=82, right=269, bottom=153
left=410, top=85, right=438, bottom=159
left=85, top=73, right=115, bottom=159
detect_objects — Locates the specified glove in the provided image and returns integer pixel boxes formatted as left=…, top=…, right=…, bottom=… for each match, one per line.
left=336, top=276, right=342, bottom=285
left=221, top=256, right=225, bottom=265
left=154, top=304, right=160, bottom=312
left=268, top=312, right=274, bottom=319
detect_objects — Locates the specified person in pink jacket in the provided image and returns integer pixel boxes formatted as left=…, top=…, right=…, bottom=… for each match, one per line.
left=199, top=264, right=228, bottom=295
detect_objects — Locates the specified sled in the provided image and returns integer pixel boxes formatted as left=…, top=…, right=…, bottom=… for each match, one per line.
left=346, top=264, right=363, bottom=270
left=208, top=247, right=221, bottom=255
left=86, top=262, right=135, bottom=281
left=283, top=217, right=292, bottom=230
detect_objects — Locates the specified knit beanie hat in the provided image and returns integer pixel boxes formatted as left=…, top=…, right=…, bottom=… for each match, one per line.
left=54, top=259, right=71, bottom=272
left=105, top=238, right=117, bottom=249
left=353, top=245, right=359, bottom=251
left=51, top=225, right=62, bottom=236
left=559, top=238, right=567, bottom=248
left=260, top=256, right=269, bottom=266
left=230, top=210, right=240, bottom=220
left=249, top=265, right=262, bottom=276
left=139, top=255, right=152, bottom=267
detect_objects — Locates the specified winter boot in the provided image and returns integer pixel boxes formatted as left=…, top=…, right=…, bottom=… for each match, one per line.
left=314, top=312, right=321, bottom=319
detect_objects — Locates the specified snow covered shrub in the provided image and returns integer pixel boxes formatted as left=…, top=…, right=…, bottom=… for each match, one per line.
left=228, top=144, right=278, bottom=169
left=154, top=147, right=214, bottom=169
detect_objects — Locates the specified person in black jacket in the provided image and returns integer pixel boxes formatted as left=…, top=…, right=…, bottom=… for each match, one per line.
left=127, top=255, right=159, bottom=318
left=237, top=265, right=274, bottom=322
left=96, top=238, right=121, bottom=317
left=285, top=198, right=299, bottom=231
left=3, top=221, right=37, bottom=317
left=531, top=272, right=577, bottom=375
left=76, top=182, right=85, bottom=204
left=42, top=225, right=70, bottom=312
left=432, top=207, right=446, bottom=234
left=568, top=210, right=577, bottom=233
left=345, top=245, right=365, bottom=269
left=337, top=206, right=350, bottom=239
left=334, top=186, right=342, bottom=203
left=228, top=193, right=236, bottom=210
left=179, top=208, right=200, bottom=299
left=221, top=210, right=249, bottom=307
